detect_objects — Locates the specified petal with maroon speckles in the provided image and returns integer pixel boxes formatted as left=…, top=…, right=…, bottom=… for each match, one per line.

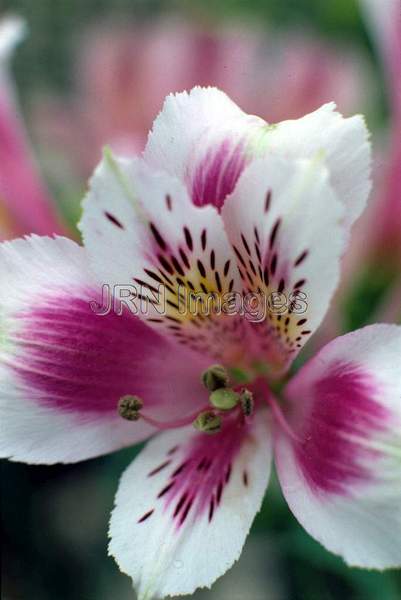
left=80, top=151, right=252, bottom=364
left=221, top=154, right=345, bottom=374
left=109, top=410, right=272, bottom=599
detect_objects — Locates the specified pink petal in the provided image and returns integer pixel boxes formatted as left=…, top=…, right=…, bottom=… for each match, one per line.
left=275, top=324, right=401, bottom=568
left=0, top=235, right=209, bottom=463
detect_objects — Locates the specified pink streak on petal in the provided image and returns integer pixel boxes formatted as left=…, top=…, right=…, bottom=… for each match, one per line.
left=158, top=416, right=248, bottom=526
left=191, top=139, right=247, bottom=210
left=293, top=363, right=389, bottom=495
left=13, top=293, right=209, bottom=419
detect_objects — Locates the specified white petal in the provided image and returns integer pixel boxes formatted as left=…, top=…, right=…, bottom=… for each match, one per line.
left=261, top=102, right=371, bottom=234
left=79, top=151, right=248, bottom=363
left=0, top=236, right=207, bottom=463
left=144, top=86, right=266, bottom=209
left=109, top=411, right=272, bottom=598
left=275, top=324, right=401, bottom=568
left=221, top=155, right=345, bottom=372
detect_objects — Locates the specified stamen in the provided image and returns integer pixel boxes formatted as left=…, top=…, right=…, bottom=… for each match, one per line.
left=193, top=410, right=222, bottom=434
left=202, top=364, right=229, bottom=391
left=257, top=379, right=302, bottom=444
left=240, top=389, right=254, bottom=417
left=209, top=388, right=240, bottom=411
left=139, top=405, right=212, bottom=431
left=118, top=394, right=212, bottom=431
left=118, top=395, right=143, bottom=421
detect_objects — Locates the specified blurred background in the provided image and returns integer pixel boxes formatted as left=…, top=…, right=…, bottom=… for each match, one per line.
left=1, top=0, right=400, bottom=599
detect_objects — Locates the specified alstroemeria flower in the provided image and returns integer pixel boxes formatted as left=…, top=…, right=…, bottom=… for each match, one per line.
left=0, top=16, right=64, bottom=240
left=2, top=88, right=400, bottom=600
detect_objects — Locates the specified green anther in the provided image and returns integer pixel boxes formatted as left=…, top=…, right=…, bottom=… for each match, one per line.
left=201, top=364, right=229, bottom=391
left=240, top=389, right=254, bottom=417
left=118, top=395, right=143, bottom=421
left=209, top=388, right=240, bottom=411
left=193, top=411, right=222, bottom=434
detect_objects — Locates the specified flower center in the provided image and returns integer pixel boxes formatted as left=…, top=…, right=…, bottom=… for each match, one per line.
left=117, top=364, right=300, bottom=442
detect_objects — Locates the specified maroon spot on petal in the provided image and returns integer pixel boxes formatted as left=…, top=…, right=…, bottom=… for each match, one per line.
left=197, top=260, right=206, bottom=278
left=148, top=460, right=171, bottom=477
left=179, top=497, right=194, bottom=525
left=269, top=218, right=281, bottom=249
left=270, top=254, right=277, bottom=276
left=144, top=269, right=164, bottom=285
left=278, top=278, right=285, bottom=293
left=150, top=222, right=167, bottom=251
left=223, top=260, right=231, bottom=277
left=172, top=461, right=188, bottom=478
left=158, top=254, right=175, bottom=275
left=294, top=279, right=306, bottom=290
left=249, top=260, right=257, bottom=277
left=210, top=250, right=216, bottom=270
left=297, top=318, right=307, bottom=326
left=138, top=509, right=154, bottom=523
left=243, top=470, right=249, bottom=487
left=133, top=278, right=159, bottom=295
left=254, top=226, right=260, bottom=244
left=173, top=491, right=189, bottom=518
left=208, top=497, right=215, bottom=522
left=171, top=255, right=185, bottom=277
left=165, top=194, right=172, bottom=211
left=201, top=229, right=207, bottom=251
left=158, top=481, right=176, bottom=498
left=264, top=190, right=272, bottom=213
left=215, top=272, right=222, bottom=293
left=241, top=233, right=251, bottom=256
left=294, top=250, right=309, bottom=267
left=233, top=245, right=246, bottom=269
left=104, top=211, right=124, bottom=229
left=183, top=227, right=193, bottom=251
left=216, top=481, right=223, bottom=505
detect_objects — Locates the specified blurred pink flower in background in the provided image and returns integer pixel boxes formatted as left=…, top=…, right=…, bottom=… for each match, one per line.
left=34, top=18, right=370, bottom=182
left=0, top=16, right=65, bottom=240
left=359, top=0, right=401, bottom=269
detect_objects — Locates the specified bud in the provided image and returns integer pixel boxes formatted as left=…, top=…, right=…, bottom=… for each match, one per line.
left=193, top=410, right=221, bottom=434
left=240, top=389, right=254, bottom=416
left=118, top=395, right=143, bottom=421
left=201, top=364, right=229, bottom=391
left=209, top=388, right=240, bottom=411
